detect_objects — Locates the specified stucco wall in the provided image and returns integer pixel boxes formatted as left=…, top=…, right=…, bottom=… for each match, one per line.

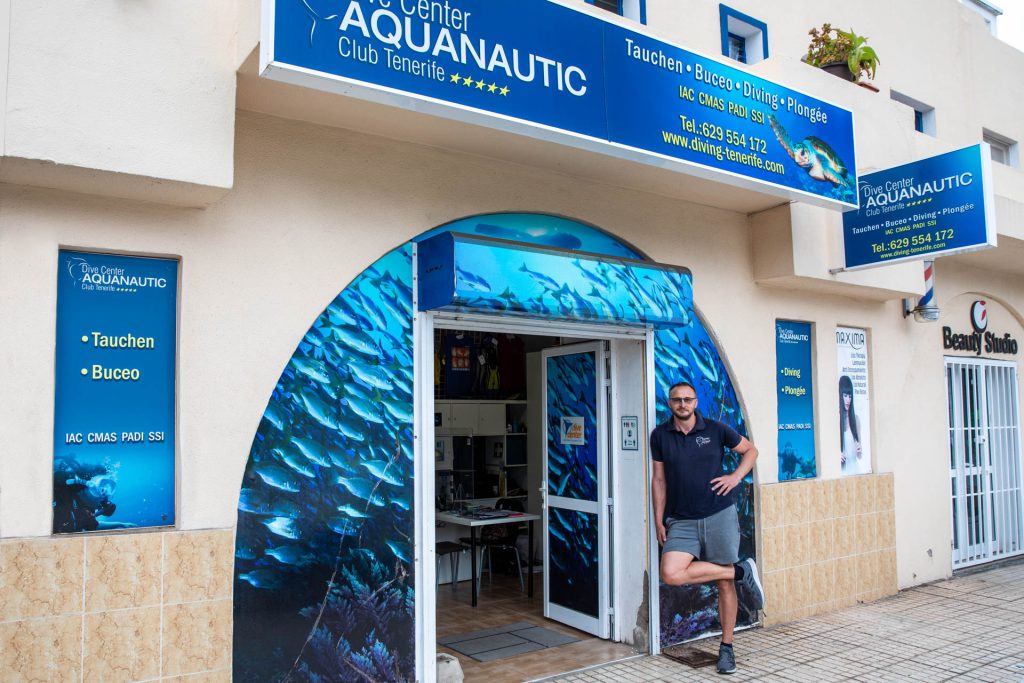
left=4, top=112, right=1024, bottom=593
left=0, top=0, right=238, bottom=196
left=649, top=0, right=1024, bottom=154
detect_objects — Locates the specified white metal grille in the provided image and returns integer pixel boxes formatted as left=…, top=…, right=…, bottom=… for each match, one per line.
left=946, top=358, right=1024, bottom=568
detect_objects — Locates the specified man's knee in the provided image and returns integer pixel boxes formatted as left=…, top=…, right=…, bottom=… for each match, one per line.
left=661, top=565, right=685, bottom=585
left=661, top=552, right=695, bottom=585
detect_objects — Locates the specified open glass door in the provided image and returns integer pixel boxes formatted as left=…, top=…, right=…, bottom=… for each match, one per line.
left=542, top=341, right=610, bottom=637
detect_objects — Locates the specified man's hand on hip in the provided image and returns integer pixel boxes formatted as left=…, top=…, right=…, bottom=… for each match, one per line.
left=710, top=473, right=742, bottom=496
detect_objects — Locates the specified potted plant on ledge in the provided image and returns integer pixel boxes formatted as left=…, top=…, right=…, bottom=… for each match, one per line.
left=806, top=23, right=880, bottom=90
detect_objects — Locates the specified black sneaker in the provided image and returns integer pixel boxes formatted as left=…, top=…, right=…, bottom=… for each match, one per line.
left=737, top=558, right=765, bottom=610
left=717, top=645, right=736, bottom=674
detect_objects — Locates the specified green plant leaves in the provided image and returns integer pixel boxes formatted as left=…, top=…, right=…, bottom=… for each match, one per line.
left=807, top=24, right=879, bottom=82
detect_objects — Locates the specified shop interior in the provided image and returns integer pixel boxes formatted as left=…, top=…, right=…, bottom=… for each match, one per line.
left=432, top=327, right=636, bottom=682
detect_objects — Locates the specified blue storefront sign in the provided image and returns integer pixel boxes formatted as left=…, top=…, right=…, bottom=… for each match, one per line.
left=264, top=0, right=857, bottom=209
left=775, top=320, right=816, bottom=481
left=53, top=251, right=178, bottom=533
left=843, top=144, right=996, bottom=269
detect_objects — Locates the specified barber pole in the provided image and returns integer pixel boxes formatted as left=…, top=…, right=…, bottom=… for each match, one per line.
left=905, top=259, right=940, bottom=322
left=919, top=260, right=935, bottom=308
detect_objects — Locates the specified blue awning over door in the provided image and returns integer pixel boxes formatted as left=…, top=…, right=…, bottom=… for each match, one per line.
left=417, top=232, right=692, bottom=327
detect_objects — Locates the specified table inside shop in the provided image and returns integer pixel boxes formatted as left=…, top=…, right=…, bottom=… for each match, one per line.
left=435, top=510, right=539, bottom=607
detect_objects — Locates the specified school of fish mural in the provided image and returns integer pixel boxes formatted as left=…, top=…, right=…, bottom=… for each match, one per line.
left=233, top=247, right=416, bottom=682
left=233, top=213, right=754, bottom=680
left=653, top=324, right=757, bottom=646
left=418, top=232, right=694, bottom=326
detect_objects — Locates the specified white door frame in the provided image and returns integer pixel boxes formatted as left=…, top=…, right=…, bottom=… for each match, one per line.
left=414, top=309, right=656, bottom=681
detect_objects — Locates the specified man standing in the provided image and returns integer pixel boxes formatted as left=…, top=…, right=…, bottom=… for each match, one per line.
left=651, top=381, right=764, bottom=675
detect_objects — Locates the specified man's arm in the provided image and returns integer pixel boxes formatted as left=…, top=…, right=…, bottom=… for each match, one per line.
left=710, top=437, right=758, bottom=496
left=652, top=460, right=668, bottom=544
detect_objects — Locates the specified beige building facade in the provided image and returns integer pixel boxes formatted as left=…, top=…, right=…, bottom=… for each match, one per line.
left=2, top=0, right=1024, bottom=680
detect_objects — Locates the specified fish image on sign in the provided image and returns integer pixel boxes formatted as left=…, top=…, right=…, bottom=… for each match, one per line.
left=416, top=232, right=693, bottom=327
left=767, top=114, right=855, bottom=204
left=560, top=416, right=586, bottom=446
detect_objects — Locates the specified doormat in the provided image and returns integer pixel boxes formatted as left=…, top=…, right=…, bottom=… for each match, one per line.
left=438, top=621, right=580, bottom=662
left=660, top=644, right=718, bottom=668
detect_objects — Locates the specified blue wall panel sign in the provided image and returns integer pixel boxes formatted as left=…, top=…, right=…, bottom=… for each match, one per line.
left=417, top=231, right=693, bottom=326
left=775, top=320, right=816, bottom=481
left=264, top=0, right=857, bottom=209
left=53, top=251, right=178, bottom=533
left=843, top=144, right=997, bottom=269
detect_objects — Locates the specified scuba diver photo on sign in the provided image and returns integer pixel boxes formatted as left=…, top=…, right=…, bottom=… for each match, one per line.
left=52, top=454, right=131, bottom=533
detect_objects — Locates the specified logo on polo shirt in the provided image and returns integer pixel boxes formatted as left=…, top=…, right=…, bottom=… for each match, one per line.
left=696, top=436, right=711, bottom=447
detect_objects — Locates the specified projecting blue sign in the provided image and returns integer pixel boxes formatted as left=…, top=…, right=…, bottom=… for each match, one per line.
left=263, top=0, right=857, bottom=209
left=53, top=251, right=178, bottom=533
left=842, top=144, right=996, bottom=269
left=776, top=320, right=816, bottom=481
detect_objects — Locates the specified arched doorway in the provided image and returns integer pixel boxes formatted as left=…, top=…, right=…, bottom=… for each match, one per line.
left=232, top=213, right=755, bottom=681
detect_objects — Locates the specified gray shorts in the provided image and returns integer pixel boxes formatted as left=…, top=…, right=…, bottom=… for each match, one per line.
left=663, top=506, right=740, bottom=564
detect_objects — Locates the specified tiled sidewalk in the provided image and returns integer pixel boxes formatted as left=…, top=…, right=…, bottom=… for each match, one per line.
left=545, top=561, right=1024, bottom=682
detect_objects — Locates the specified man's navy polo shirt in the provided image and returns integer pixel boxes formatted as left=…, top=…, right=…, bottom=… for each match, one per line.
left=650, top=411, right=742, bottom=521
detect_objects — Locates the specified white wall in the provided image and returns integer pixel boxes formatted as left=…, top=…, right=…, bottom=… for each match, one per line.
left=0, top=0, right=239, bottom=199
left=5, top=0, right=1024, bottom=595
left=6, top=112, right=1023, bottom=593
left=653, top=0, right=1024, bottom=154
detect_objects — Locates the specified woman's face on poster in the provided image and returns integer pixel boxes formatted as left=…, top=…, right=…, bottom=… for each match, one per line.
left=842, top=391, right=852, bottom=410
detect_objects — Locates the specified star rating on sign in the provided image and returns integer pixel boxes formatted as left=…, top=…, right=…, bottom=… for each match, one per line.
left=449, top=73, right=509, bottom=97
left=906, top=197, right=934, bottom=207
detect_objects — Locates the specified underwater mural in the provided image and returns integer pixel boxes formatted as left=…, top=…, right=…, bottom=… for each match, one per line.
left=233, top=247, right=416, bottom=682
left=418, top=232, right=692, bottom=327
left=653, top=323, right=757, bottom=646
left=548, top=508, right=600, bottom=618
left=545, top=350, right=601, bottom=620
left=545, top=351, right=599, bottom=502
left=233, top=213, right=753, bottom=680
